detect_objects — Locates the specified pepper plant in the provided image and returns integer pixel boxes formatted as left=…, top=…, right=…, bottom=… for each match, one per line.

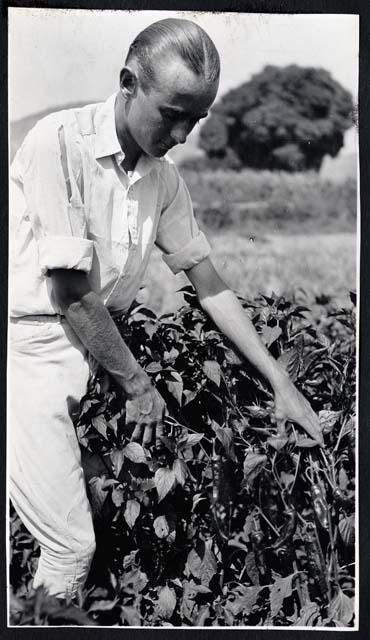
left=9, top=288, right=356, bottom=627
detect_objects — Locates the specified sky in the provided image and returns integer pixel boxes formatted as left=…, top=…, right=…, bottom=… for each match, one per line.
left=8, top=9, right=359, bottom=151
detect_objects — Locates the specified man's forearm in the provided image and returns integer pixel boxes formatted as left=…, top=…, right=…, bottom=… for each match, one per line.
left=200, top=288, right=288, bottom=390
left=64, top=290, right=149, bottom=396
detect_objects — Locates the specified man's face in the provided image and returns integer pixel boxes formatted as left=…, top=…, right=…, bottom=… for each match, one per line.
left=121, top=55, right=219, bottom=157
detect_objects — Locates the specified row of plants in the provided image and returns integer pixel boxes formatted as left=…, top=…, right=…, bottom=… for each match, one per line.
left=9, top=289, right=356, bottom=626
left=179, top=168, right=356, bottom=233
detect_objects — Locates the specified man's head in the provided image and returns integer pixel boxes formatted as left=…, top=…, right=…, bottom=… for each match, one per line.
left=117, top=18, right=220, bottom=158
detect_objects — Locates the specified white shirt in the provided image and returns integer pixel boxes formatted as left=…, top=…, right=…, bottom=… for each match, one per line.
left=9, top=93, right=211, bottom=317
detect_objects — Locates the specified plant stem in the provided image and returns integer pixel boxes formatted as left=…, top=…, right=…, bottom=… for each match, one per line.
left=255, top=506, right=280, bottom=536
left=290, top=451, right=301, bottom=495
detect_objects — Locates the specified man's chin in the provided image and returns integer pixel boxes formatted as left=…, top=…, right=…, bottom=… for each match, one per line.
left=155, top=144, right=176, bottom=157
left=144, top=142, right=175, bottom=158
left=144, top=147, right=167, bottom=159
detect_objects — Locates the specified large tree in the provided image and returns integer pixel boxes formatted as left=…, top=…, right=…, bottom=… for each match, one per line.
left=199, top=65, right=354, bottom=171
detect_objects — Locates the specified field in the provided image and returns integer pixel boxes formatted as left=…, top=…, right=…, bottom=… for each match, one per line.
left=140, top=165, right=356, bottom=315
left=142, top=232, right=356, bottom=316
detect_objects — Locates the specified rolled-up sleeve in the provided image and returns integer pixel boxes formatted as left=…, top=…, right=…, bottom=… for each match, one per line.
left=155, top=162, right=211, bottom=275
left=19, top=117, right=94, bottom=275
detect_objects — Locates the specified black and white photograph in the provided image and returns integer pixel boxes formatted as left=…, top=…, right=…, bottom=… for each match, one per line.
left=7, top=7, right=358, bottom=628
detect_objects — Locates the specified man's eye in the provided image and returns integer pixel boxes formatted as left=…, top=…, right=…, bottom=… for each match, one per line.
left=162, top=111, right=178, bottom=122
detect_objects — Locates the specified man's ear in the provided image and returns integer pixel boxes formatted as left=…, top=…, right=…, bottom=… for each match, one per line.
left=119, top=66, right=138, bottom=100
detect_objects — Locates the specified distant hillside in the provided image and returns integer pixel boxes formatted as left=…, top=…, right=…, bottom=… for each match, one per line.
left=10, top=105, right=357, bottom=183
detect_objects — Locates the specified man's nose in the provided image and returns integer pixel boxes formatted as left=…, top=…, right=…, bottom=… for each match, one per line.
left=171, top=125, right=188, bottom=145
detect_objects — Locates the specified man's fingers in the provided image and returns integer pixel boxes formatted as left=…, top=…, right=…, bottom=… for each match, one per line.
left=131, top=422, right=144, bottom=442
left=276, top=417, right=286, bottom=437
left=301, top=414, right=324, bottom=446
left=272, top=409, right=286, bottom=437
left=143, top=423, right=154, bottom=447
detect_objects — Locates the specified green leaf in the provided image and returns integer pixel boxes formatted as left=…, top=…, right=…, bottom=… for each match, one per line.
left=186, top=539, right=217, bottom=586
left=153, top=515, right=170, bottom=538
left=178, top=433, right=204, bottom=452
left=183, top=388, right=199, bottom=405
left=181, top=581, right=198, bottom=621
left=134, top=306, right=157, bottom=320
left=173, top=459, right=188, bottom=486
left=163, top=347, right=179, bottom=362
left=187, top=433, right=204, bottom=447
left=88, top=475, right=109, bottom=517
left=280, top=471, right=295, bottom=492
left=225, top=584, right=262, bottom=616
left=110, top=449, right=125, bottom=478
left=278, top=347, right=302, bottom=381
left=146, top=362, right=162, bottom=373
left=154, top=467, right=176, bottom=501
left=192, top=493, right=207, bottom=511
left=91, top=415, right=109, bottom=440
left=158, top=585, right=177, bottom=619
left=245, top=404, right=269, bottom=419
left=327, top=588, right=354, bottom=625
left=339, top=467, right=349, bottom=491
left=243, top=452, right=267, bottom=486
left=165, top=371, right=183, bottom=405
left=338, top=514, right=355, bottom=547
left=121, top=605, right=141, bottom=626
left=111, top=486, right=125, bottom=507
left=120, top=567, right=148, bottom=594
left=225, top=349, right=243, bottom=365
left=212, top=423, right=236, bottom=460
left=267, top=434, right=288, bottom=451
left=261, top=324, right=282, bottom=347
left=270, top=573, right=297, bottom=619
left=124, top=499, right=140, bottom=528
left=296, top=603, right=321, bottom=626
left=295, top=436, right=320, bottom=448
left=319, top=409, right=342, bottom=434
left=203, top=360, right=221, bottom=387
left=194, top=605, right=210, bottom=626
left=122, top=442, right=148, bottom=464
left=144, top=321, right=156, bottom=339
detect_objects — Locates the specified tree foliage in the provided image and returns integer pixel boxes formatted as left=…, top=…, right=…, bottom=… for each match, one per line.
left=199, top=65, right=354, bottom=172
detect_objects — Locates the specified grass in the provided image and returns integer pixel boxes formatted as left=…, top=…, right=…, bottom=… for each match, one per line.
left=180, top=168, right=356, bottom=235
left=142, top=168, right=357, bottom=314
left=140, top=231, right=356, bottom=315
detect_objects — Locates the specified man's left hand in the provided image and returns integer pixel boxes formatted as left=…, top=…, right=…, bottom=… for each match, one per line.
left=273, top=377, right=324, bottom=446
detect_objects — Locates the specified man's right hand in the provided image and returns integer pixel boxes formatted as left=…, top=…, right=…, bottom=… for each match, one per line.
left=125, top=374, right=165, bottom=448
left=50, top=269, right=166, bottom=450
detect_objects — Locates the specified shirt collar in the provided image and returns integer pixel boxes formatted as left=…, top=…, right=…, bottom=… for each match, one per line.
left=93, top=92, right=162, bottom=181
left=94, top=93, right=122, bottom=160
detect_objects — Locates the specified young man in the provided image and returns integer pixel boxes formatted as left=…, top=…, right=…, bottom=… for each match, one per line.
left=8, top=18, right=323, bottom=601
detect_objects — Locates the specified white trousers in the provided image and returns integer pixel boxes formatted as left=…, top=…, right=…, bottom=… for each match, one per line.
left=8, top=317, right=96, bottom=599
